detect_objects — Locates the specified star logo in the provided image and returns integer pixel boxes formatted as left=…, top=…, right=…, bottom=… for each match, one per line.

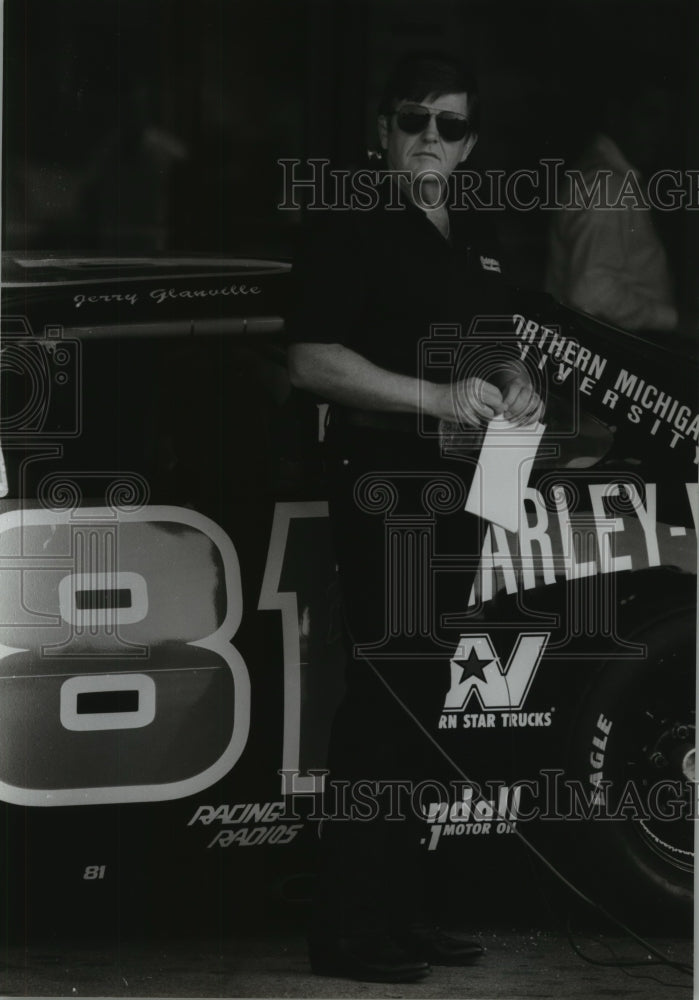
left=444, top=632, right=550, bottom=712
left=451, top=645, right=494, bottom=683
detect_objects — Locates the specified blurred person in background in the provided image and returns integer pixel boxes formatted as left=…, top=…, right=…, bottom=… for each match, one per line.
left=546, top=81, right=679, bottom=334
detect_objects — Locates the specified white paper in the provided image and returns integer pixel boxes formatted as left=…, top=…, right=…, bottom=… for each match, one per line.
left=465, top=416, right=546, bottom=533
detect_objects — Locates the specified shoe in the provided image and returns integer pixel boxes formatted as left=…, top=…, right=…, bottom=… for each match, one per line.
left=396, top=924, right=485, bottom=966
left=309, top=933, right=432, bottom=982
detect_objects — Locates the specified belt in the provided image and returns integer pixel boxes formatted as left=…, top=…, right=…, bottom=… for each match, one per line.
left=332, top=406, right=419, bottom=433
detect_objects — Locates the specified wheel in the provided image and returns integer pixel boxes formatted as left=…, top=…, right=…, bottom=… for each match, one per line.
left=565, top=610, right=695, bottom=929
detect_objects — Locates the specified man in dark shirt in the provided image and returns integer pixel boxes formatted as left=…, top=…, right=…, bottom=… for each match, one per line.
left=289, top=51, right=542, bottom=983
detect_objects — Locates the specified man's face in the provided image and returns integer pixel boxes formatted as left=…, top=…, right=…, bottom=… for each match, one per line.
left=378, top=92, right=476, bottom=182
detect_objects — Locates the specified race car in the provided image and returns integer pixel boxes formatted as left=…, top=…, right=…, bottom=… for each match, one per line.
left=0, top=254, right=695, bottom=940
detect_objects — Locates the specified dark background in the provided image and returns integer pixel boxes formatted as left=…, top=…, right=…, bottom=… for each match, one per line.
left=3, top=0, right=699, bottom=303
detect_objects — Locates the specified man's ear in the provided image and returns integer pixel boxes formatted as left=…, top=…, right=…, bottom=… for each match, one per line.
left=377, top=114, right=389, bottom=151
left=459, top=132, right=478, bottom=164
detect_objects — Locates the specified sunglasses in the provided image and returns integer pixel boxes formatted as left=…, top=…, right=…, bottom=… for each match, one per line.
left=394, top=104, right=471, bottom=142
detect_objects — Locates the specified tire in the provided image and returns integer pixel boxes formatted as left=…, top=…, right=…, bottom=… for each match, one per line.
left=565, top=610, right=695, bottom=929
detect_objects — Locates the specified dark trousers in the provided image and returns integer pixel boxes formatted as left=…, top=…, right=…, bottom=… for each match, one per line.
left=313, top=423, right=483, bottom=938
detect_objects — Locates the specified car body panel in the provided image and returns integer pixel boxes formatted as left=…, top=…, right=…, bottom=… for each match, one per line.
left=0, top=253, right=695, bottom=934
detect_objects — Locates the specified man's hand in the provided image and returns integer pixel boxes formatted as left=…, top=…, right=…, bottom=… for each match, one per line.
left=501, top=376, right=543, bottom=425
left=431, top=377, right=505, bottom=426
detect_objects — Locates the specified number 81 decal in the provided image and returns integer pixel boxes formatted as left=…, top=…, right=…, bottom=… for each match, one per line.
left=0, top=506, right=250, bottom=806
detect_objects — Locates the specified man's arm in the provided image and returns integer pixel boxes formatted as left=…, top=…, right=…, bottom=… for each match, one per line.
left=288, top=341, right=540, bottom=425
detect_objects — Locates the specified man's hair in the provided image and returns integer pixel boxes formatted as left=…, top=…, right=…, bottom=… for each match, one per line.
left=378, top=50, right=480, bottom=133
